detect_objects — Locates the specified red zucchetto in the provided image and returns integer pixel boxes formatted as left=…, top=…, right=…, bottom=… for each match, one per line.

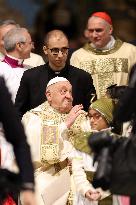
left=91, top=12, right=112, bottom=25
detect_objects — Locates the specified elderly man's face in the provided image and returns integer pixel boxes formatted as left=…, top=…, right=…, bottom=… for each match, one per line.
left=88, top=108, right=108, bottom=131
left=86, top=17, right=113, bottom=49
left=18, top=30, right=33, bottom=59
left=46, top=81, right=73, bottom=113
left=43, top=36, right=69, bottom=71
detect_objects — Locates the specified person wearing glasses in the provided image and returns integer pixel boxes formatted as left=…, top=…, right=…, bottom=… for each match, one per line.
left=0, top=27, right=34, bottom=204
left=0, top=27, right=33, bottom=102
left=15, top=29, right=96, bottom=117
left=0, top=19, right=45, bottom=67
left=72, top=98, right=115, bottom=205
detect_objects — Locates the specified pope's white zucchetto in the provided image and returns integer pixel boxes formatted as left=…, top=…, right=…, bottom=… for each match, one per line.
left=46, top=76, right=69, bottom=89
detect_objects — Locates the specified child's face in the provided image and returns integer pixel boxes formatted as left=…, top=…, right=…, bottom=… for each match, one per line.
left=88, top=109, right=109, bottom=131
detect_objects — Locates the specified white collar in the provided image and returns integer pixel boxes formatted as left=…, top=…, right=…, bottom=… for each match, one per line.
left=6, top=54, right=24, bottom=65
left=91, top=36, right=116, bottom=50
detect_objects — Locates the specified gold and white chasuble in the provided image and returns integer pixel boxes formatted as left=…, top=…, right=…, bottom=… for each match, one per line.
left=70, top=39, right=136, bottom=98
left=22, top=101, right=89, bottom=205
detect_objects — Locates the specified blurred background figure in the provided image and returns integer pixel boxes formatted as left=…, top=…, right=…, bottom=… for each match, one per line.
left=0, top=0, right=136, bottom=61
left=0, top=0, right=135, bottom=57
left=33, top=0, right=80, bottom=60
left=0, top=76, right=35, bottom=205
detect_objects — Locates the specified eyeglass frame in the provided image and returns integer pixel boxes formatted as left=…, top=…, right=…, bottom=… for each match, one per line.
left=47, top=47, right=69, bottom=55
left=19, top=41, right=34, bottom=46
left=87, top=112, right=103, bottom=121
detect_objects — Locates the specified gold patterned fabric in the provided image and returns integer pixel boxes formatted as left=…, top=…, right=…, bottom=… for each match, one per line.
left=29, top=101, right=88, bottom=163
left=23, top=103, right=78, bottom=205
left=74, top=132, right=92, bottom=155
left=70, top=39, right=136, bottom=99
left=83, top=39, right=123, bottom=55
left=41, top=123, right=60, bottom=164
left=80, top=57, right=128, bottom=98
left=66, top=189, right=74, bottom=205
left=35, top=158, right=69, bottom=174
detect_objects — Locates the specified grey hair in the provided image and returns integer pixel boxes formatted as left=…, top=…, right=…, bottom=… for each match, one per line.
left=0, top=19, right=20, bottom=28
left=3, top=28, right=28, bottom=52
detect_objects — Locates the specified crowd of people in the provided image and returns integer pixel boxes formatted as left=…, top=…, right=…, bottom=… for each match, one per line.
left=0, top=11, right=136, bottom=205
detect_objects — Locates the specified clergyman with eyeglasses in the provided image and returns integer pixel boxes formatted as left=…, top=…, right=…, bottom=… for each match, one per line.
left=0, top=27, right=33, bottom=102
left=15, top=29, right=96, bottom=117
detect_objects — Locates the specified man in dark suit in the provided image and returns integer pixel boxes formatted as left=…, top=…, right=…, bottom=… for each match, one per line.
left=0, top=77, right=36, bottom=205
left=15, top=29, right=95, bottom=117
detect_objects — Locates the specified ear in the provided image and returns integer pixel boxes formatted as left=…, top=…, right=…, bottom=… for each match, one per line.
left=16, top=42, right=24, bottom=52
left=46, top=90, right=51, bottom=102
left=43, top=46, right=48, bottom=55
left=84, top=29, right=89, bottom=39
left=109, top=25, right=113, bottom=35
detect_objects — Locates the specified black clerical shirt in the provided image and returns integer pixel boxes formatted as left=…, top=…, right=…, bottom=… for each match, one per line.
left=15, top=63, right=96, bottom=116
